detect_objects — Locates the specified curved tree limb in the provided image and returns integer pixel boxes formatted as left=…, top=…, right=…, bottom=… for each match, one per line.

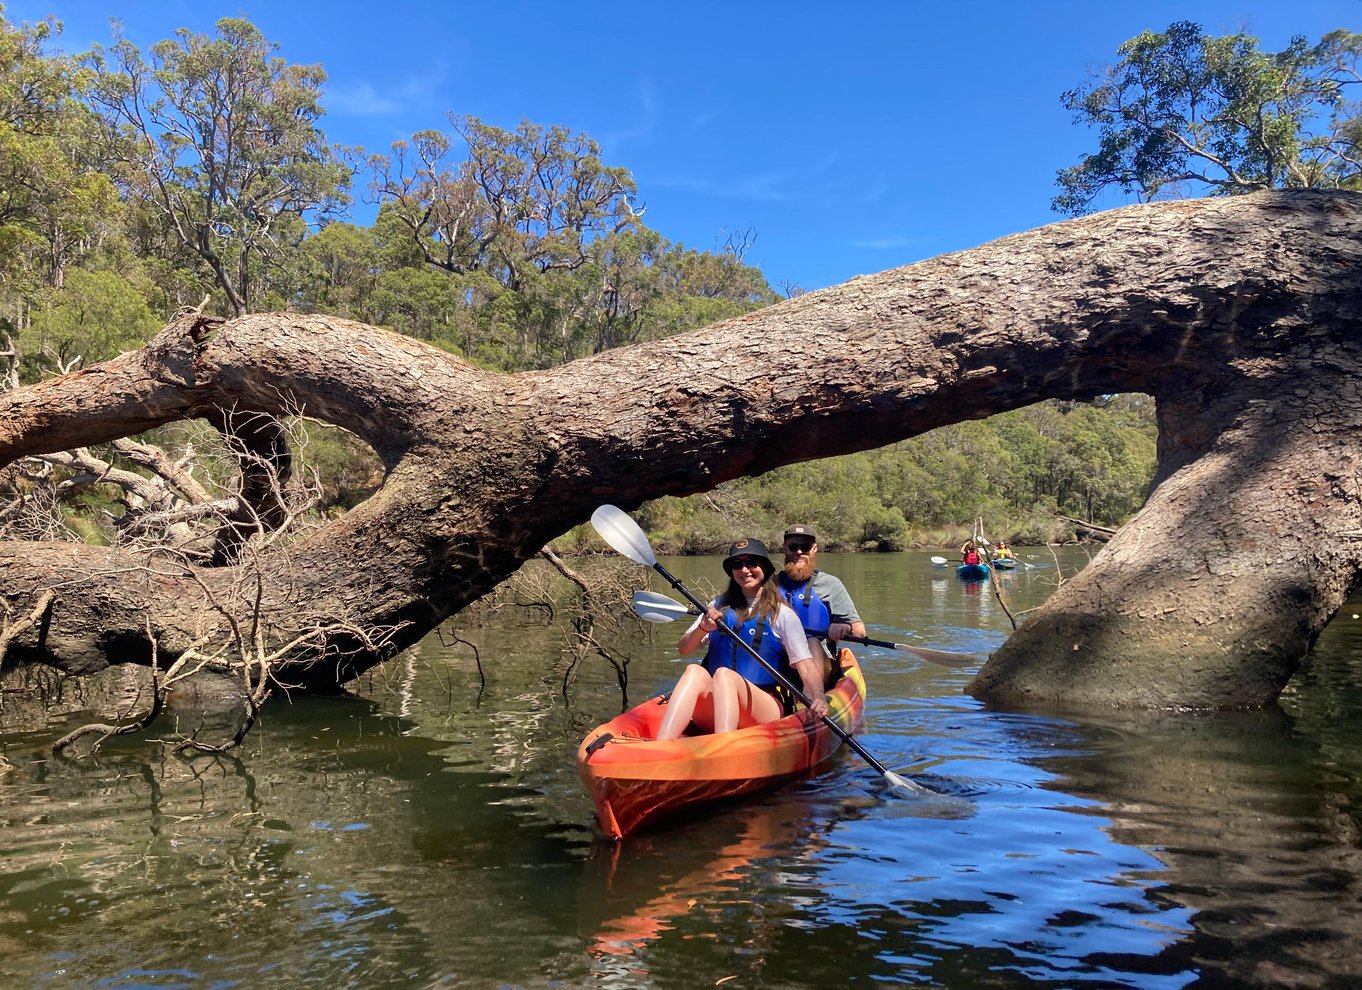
left=0, top=190, right=1359, bottom=708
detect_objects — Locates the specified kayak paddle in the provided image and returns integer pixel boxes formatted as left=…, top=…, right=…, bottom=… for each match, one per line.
left=593, top=504, right=934, bottom=797
left=839, top=634, right=977, bottom=668
left=631, top=589, right=698, bottom=623
left=632, top=591, right=977, bottom=668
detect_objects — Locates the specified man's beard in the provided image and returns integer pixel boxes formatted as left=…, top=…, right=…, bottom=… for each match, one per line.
left=784, top=557, right=815, bottom=583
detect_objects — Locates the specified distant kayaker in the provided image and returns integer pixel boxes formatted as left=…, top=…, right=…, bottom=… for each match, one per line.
left=776, top=524, right=867, bottom=684
left=659, top=537, right=829, bottom=740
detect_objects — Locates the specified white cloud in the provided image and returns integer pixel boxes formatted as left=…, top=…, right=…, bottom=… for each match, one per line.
left=653, top=151, right=840, bottom=204
left=601, top=77, right=660, bottom=150
left=650, top=173, right=793, bottom=203
left=689, top=109, right=720, bottom=130
left=325, top=81, right=403, bottom=116
left=325, top=65, right=446, bottom=118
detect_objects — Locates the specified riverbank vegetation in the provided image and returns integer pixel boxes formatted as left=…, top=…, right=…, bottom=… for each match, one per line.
left=624, top=393, right=1157, bottom=552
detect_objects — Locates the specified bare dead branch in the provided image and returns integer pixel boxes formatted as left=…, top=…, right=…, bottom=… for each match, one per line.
left=112, top=436, right=214, bottom=505
left=435, top=628, right=487, bottom=692
left=1055, top=513, right=1116, bottom=540
left=0, top=589, right=55, bottom=662
left=52, top=616, right=165, bottom=755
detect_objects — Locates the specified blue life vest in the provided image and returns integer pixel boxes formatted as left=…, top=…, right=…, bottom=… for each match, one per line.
left=702, top=606, right=790, bottom=688
left=777, top=573, right=831, bottom=637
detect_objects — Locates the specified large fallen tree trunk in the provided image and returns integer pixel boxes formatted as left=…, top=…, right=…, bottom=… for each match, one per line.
left=2, top=190, right=1360, bottom=707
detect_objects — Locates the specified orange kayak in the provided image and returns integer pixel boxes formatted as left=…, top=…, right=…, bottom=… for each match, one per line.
left=577, top=649, right=866, bottom=839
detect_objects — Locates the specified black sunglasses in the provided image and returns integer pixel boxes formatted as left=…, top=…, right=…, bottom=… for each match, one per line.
left=784, top=541, right=813, bottom=552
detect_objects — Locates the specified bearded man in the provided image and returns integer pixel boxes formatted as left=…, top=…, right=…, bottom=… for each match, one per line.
left=776, top=524, right=868, bottom=683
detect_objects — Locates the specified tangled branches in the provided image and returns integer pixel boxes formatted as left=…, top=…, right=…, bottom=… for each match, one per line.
left=470, top=549, right=655, bottom=709
left=0, top=407, right=408, bottom=757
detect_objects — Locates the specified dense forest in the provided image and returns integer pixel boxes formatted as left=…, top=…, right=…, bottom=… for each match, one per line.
left=1, top=13, right=1354, bottom=555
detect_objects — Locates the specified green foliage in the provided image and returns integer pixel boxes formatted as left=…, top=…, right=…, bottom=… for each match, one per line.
left=1056, top=22, right=1361, bottom=214
left=294, top=422, right=383, bottom=510
left=372, top=115, right=640, bottom=285
left=0, top=10, right=118, bottom=304
left=292, top=222, right=377, bottom=319
left=638, top=398, right=1159, bottom=552
left=22, top=269, right=161, bottom=373
left=750, top=457, right=912, bottom=550
left=367, top=111, right=776, bottom=368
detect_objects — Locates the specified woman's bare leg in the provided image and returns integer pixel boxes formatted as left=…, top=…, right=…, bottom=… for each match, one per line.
left=656, top=665, right=717, bottom=740
left=711, top=668, right=783, bottom=733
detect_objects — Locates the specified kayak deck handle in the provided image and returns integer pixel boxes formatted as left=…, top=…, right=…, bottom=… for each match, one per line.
left=583, top=732, right=615, bottom=758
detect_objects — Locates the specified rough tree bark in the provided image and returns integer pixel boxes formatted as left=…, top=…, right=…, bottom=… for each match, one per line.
left=1, top=190, right=1359, bottom=708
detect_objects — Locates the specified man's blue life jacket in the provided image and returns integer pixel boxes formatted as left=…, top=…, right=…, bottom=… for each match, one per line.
left=777, top=573, right=831, bottom=637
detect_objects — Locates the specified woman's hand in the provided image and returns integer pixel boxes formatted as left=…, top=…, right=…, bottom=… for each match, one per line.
left=794, top=658, right=829, bottom=719
left=698, top=607, right=722, bottom=633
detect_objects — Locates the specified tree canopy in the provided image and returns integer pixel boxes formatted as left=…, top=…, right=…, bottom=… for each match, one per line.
left=1055, top=21, right=1361, bottom=214
left=83, top=18, right=353, bottom=316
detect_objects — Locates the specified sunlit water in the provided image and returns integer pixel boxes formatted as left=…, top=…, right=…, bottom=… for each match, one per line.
left=1, top=548, right=1360, bottom=988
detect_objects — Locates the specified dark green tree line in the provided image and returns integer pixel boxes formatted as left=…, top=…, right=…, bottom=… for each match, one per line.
left=626, top=396, right=1158, bottom=553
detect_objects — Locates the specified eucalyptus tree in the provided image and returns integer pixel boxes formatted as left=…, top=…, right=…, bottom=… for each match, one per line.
left=0, top=11, right=118, bottom=310
left=23, top=268, right=162, bottom=373
left=372, top=114, right=646, bottom=366
left=1055, top=22, right=1361, bottom=214
left=373, top=114, right=641, bottom=289
left=291, top=220, right=379, bottom=320
left=71, top=18, right=358, bottom=565
left=83, top=17, right=353, bottom=317
left=371, top=115, right=778, bottom=368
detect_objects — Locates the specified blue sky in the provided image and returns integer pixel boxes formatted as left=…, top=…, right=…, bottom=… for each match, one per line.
left=11, top=1, right=1360, bottom=292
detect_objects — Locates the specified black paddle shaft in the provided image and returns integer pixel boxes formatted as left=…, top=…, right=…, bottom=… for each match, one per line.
left=842, top=634, right=898, bottom=650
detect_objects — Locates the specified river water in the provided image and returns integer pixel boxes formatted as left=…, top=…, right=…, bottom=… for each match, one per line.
left=1, top=548, right=1360, bottom=988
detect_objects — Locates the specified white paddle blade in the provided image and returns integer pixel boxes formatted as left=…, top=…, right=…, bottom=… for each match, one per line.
left=885, top=771, right=935, bottom=796
left=929, top=556, right=948, bottom=566
left=631, top=590, right=694, bottom=623
left=894, top=644, right=978, bottom=668
left=590, top=504, right=657, bottom=566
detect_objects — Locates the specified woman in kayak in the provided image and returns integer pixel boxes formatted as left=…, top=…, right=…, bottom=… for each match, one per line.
left=657, top=537, right=829, bottom=740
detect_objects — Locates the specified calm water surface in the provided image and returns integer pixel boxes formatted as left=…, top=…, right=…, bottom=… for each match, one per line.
left=1, top=548, right=1361, bottom=988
